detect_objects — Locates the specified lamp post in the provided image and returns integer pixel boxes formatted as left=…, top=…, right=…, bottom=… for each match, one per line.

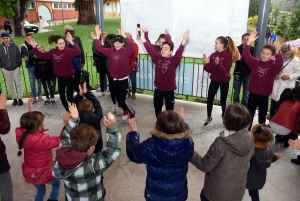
left=61, top=0, right=64, bottom=23
left=96, top=0, right=104, bottom=31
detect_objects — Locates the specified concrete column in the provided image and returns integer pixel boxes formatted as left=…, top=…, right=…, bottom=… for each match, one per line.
left=95, top=0, right=104, bottom=31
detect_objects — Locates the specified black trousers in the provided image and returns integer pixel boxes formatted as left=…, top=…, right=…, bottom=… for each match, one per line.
left=57, top=76, right=74, bottom=111
left=248, top=189, right=260, bottom=201
left=207, top=80, right=229, bottom=117
left=247, top=93, right=269, bottom=130
left=74, top=70, right=81, bottom=93
left=200, top=189, right=209, bottom=201
left=113, top=78, right=134, bottom=114
left=153, top=88, right=175, bottom=117
left=270, top=88, right=291, bottom=119
left=100, top=66, right=108, bottom=92
left=108, top=73, right=116, bottom=105
left=41, top=79, right=55, bottom=99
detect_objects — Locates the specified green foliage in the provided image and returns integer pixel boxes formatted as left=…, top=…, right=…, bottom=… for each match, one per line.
left=248, top=15, right=258, bottom=26
left=0, top=0, right=18, bottom=18
left=248, top=0, right=260, bottom=17
left=276, top=12, right=290, bottom=35
left=268, top=2, right=281, bottom=25
left=286, top=2, right=300, bottom=40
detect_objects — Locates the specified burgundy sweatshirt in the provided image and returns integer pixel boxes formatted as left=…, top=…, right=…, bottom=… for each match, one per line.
left=0, top=109, right=11, bottom=174
left=33, top=44, right=82, bottom=77
left=144, top=31, right=173, bottom=54
left=95, top=37, right=134, bottom=79
left=243, top=45, right=283, bottom=96
left=143, top=41, right=184, bottom=91
left=204, top=48, right=233, bottom=82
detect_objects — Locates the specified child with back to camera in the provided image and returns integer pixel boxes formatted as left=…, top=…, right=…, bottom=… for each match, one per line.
left=140, top=29, right=190, bottom=117
left=29, top=32, right=82, bottom=111
left=203, top=36, right=241, bottom=126
left=126, top=107, right=194, bottom=201
left=190, top=103, right=254, bottom=201
left=92, top=24, right=135, bottom=122
left=51, top=104, right=121, bottom=200
left=242, top=31, right=283, bottom=130
left=73, top=82, right=104, bottom=152
left=16, top=98, right=61, bottom=201
left=246, top=124, right=281, bottom=201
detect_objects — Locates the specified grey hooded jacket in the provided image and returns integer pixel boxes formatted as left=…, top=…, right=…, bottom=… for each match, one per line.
left=190, top=128, right=254, bottom=201
left=0, top=41, right=22, bottom=71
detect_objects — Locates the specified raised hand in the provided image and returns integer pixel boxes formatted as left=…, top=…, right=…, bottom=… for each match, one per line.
left=183, top=29, right=190, bottom=40
left=91, top=32, right=97, bottom=40
left=274, top=41, right=282, bottom=54
left=103, top=112, right=116, bottom=128
left=141, top=27, right=148, bottom=32
left=28, top=98, right=33, bottom=112
left=130, top=118, right=138, bottom=132
left=63, top=111, right=71, bottom=125
left=78, top=84, right=84, bottom=96
left=65, top=32, right=73, bottom=44
left=93, top=24, right=102, bottom=39
left=82, top=82, right=87, bottom=94
left=165, top=29, right=169, bottom=35
left=248, top=31, right=259, bottom=45
left=178, top=106, right=184, bottom=120
left=203, top=54, right=210, bottom=63
left=28, top=38, right=37, bottom=48
left=68, top=103, right=79, bottom=121
left=0, top=93, right=7, bottom=110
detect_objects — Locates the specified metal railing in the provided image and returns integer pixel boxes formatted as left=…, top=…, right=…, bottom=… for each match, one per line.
left=0, top=53, right=236, bottom=103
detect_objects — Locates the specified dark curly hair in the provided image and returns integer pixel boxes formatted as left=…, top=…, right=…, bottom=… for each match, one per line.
left=48, top=35, right=65, bottom=44
left=103, top=34, right=116, bottom=48
left=282, top=86, right=300, bottom=104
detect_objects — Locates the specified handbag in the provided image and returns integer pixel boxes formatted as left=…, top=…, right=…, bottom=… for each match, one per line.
left=81, top=69, right=92, bottom=90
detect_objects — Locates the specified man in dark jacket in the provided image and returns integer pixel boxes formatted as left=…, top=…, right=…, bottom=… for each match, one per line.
left=233, top=33, right=257, bottom=107
left=0, top=93, right=13, bottom=201
left=0, top=32, right=23, bottom=106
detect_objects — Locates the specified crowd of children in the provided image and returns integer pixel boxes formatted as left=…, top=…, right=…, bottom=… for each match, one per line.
left=0, top=23, right=299, bottom=201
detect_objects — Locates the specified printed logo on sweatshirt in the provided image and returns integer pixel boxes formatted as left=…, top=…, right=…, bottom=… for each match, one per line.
left=159, top=60, right=170, bottom=74
left=113, top=54, right=120, bottom=63
left=257, top=67, right=269, bottom=78
left=53, top=54, right=63, bottom=62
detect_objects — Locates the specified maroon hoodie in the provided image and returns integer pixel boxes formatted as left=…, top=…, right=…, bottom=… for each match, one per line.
left=33, top=44, right=82, bottom=77
left=143, top=41, right=184, bottom=91
left=56, top=147, right=87, bottom=169
left=204, top=48, right=233, bottom=82
left=242, top=45, right=283, bottom=96
left=0, top=109, right=10, bottom=174
left=144, top=31, right=173, bottom=54
left=95, top=37, right=134, bottom=79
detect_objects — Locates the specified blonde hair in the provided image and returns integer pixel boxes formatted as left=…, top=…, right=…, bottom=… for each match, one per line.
left=37, top=45, right=45, bottom=52
left=216, top=36, right=241, bottom=61
left=281, top=43, right=296, bottom=58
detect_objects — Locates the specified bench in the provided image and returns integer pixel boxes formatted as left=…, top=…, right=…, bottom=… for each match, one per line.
left=47, top=20, right=56, bottom=26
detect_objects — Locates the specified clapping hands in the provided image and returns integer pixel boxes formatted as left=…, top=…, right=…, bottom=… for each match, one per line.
left=103, top=112, right=116, bottom=128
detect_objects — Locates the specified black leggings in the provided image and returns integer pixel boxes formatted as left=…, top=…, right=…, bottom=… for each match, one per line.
left=73, top=70, right=81, bottom=93
left=100, top=66, right=108, bottom=92
left=207, top=80, right=229, bottom=117
left=113, top=78, right=134, bottom=114
left=248, top=189, right=260, bottom=201
left=57, top=76, right=74, bottom=111
left=41, top=79, right=55, bottom=99
left=153, top=88, right=174, bottom=117
left=107, top=73, right=116, bottom=105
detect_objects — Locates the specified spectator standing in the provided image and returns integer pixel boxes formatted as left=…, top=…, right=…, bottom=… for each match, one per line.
left=269, top=31, right=277, bottom=44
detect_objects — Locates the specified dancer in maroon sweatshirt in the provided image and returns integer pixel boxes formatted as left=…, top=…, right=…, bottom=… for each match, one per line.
left=203, top=36, right=241, bottom=126
left=92, top=24, right=135, bottom=122
left=141, top=29, right=190, bottom=117
left=29, top=32, right=82, bottom=111
left=243, top=31, right=283, bottom=130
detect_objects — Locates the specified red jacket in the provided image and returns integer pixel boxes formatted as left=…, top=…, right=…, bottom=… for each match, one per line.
left=129, top=40, right=139, bottom=71
left=270, top=101, right=300, bottom=135
left=16, top=128, right=61, bottom=185
left=0, top=109, right=11, bottom=174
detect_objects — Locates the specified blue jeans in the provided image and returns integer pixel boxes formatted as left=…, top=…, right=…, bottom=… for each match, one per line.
left=233, top=75, right=249, bottom=107
left=28, top=66, right=42, bottom=97
left=129, top=70, right=137, bottom=93
left=34, top=178, right=60, bottom=201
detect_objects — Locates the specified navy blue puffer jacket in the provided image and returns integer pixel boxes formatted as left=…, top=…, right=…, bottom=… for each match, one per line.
left=126, top=127, right=194, bottom=201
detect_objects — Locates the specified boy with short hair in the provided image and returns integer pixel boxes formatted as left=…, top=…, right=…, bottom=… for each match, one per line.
left=243, top=31, right=283, bottom=130
left=51, top=104, right=121, bottom=201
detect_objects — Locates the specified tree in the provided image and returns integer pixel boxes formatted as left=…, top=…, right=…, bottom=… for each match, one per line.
left=268, top=2, right=280, bottom=25
left=0, top=0, right=31, bottom=36
left=248, top=0, right=260, bottom=17
left=276, top=13, right=290, bottom=36
left=286, top=2, right=300, bottom=40
left=74, top=0, right=108, bottom=25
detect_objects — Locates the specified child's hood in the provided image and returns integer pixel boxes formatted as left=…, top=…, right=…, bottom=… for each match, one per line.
left=53, top=147, right=87, bottom=178
left=220, top=128, right=254, bottom=157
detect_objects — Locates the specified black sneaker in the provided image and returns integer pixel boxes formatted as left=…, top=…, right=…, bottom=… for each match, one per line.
left=204, top=117, right=213, bottom=126
left=18, top=99, right=23, bottom=106
left=44, top=99, right=50, bottom=105
left=50, top=98, right=56, bottom=105
left=12, top=99, right=18, bottom=106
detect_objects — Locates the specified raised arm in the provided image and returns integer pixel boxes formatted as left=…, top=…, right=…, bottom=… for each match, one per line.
left=65, top=32, right=82, bottom=57
left=141, top=34, right=160, bottom=62
left=142, top=27, right=152, bottom=45
left=94, top=112, right=121, bottom=174
left=165, top=29, right=173, bottom=44
left=171, top=30, right=189, bottom=67
left=272, top=42, right=283, bottom=77
left=243, top=31, right=260, bottom=69
left=29, top=38, right=53, bottom=60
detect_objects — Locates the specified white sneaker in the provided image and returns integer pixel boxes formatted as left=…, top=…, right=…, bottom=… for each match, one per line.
left=117, top=107, right=123, bottom=116
left=162, top=105, right=166, bottom=111
left=98, top=92, right=104, bottom=97
left=38, top=96, right=44, bottom=102
left=96, top=87, right=101, bottom=92
left=122, top=111, right=129, bottom=121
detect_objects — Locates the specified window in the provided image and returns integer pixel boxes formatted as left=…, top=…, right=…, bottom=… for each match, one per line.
left=62, top=3, right=67, bottom=8
left=53, top=3, right=59, bottom=9
left=52, top=3, right=75, bottom=9
left=68, top=4, right=73, bottom=9
left=28, top=2, right=35, bottom=9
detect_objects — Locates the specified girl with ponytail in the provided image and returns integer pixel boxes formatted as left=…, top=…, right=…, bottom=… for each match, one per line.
left=29, top=33, right=82, bottom=111
left=203, top=36, right=241, bottom=126
left=16, top=98, right=62, bottom=201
